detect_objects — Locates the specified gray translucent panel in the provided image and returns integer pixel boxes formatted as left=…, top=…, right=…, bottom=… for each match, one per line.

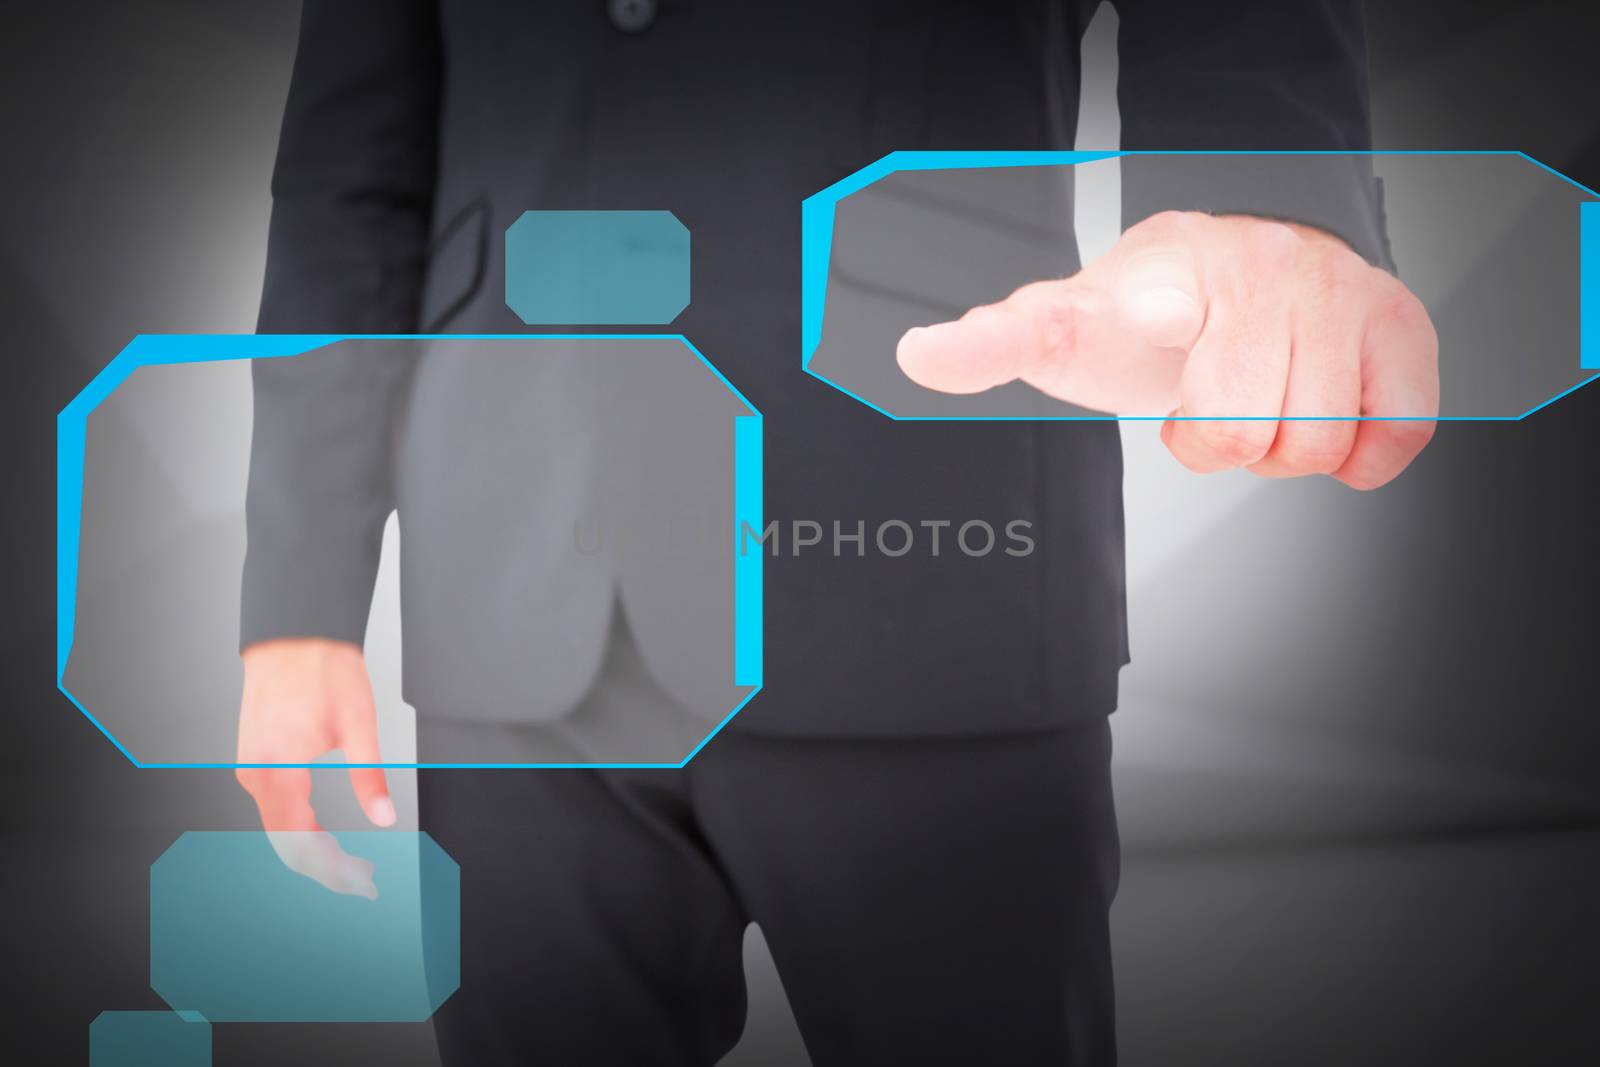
left=807, top=153, right=1596, bottom=420
left=150, top=831, right=458, bottom=1022
left=59, top=335, right=761, bottom=767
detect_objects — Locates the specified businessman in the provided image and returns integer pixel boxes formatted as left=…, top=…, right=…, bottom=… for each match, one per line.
left=235, top=2, right=1436, bottom=1063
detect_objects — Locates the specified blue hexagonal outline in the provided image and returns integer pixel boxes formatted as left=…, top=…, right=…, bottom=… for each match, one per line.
left=57, top=333, right=762, bottom=770
left=801, top=149, right=1600, bottom=420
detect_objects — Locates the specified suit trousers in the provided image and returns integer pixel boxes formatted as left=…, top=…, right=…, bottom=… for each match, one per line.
left=418, top=622, right=1121, bottom=1066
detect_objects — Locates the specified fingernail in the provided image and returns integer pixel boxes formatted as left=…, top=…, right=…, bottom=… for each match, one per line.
left=367, top=796, right=397, bottom=828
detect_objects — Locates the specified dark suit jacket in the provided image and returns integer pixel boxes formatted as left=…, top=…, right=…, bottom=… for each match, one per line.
left=243, top=0, right=1387, bottom=736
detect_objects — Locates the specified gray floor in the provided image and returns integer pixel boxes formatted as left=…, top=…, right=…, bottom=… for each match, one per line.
left=15, top=820, right=1595, bottom=1065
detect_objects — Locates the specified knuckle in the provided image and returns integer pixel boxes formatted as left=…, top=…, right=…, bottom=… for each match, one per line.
left=1246, top=219, right=1302, bottom=268
left=1300, top=251, right=1369, bottom=308
left=1372, top=280, right=1438, bottom=347
left=1166, top=435, right=1216, bottom=473
left=1129, top=209, right=1205, bottom=244
left=1029, top=300, right=1079, bottom=363
left=1390, top=418, right=1437, bottom=455
left=1277, top=425, right=1354, bottom=473
left=1200, top=420, right=1274, bottom=465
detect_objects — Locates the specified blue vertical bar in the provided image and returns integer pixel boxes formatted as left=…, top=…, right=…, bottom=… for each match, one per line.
left=1583, top=201, right=1600, bottom=368
left=733, top=415, right=763, bottom=688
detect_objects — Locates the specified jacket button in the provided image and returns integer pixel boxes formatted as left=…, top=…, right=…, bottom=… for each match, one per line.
left=607, top=0, right=657, bottom=33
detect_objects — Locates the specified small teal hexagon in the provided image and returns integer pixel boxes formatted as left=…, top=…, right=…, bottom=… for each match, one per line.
left=89, top=1011, right=210, bottom=1066
left=505, top=210, right=690, bottom=324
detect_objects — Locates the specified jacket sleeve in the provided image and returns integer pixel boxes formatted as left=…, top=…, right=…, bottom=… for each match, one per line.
left=240, top=0, right=440, bottom=650
left=1110, top=0, right=1393, bottom=270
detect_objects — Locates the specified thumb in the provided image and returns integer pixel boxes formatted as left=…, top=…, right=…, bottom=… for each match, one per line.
left=340, top=707, right=395, bottom=828
left=1112, top=245, right=1205, bottom=351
